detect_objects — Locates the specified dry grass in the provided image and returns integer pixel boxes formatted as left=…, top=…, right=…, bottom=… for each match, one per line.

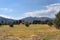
left=0, top=24, right=60, bottom=40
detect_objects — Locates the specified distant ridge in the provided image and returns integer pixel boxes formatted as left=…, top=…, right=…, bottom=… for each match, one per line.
left=21, top=17, right=53, bottom=23
left=0, top=16, right=15, bottom=24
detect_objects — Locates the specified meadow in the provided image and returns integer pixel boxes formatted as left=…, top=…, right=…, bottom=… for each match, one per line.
left=0, top=24, right=60, bottom=40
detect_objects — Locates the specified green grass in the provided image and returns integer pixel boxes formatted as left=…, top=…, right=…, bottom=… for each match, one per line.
left=0, top=24, right=60, bottom=40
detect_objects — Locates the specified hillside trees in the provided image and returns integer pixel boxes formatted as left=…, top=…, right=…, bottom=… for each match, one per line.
left=0, top=20, right=5, bottom=26
left=33, top=20, right=41, bottom=24
left=33, top=20, right=50, bottom=24
left=13, top=20, right=22, bottom=25
left=0, top=21, right=2, bottom=26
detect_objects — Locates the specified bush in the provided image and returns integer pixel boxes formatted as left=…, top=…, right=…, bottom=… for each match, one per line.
left=0, top=23, right=2, bottom=27
left=47, top=21, right=53, bottom=27
left=24, top=22, right=30, bottom=27
left=43, top=37, right=49, bottom=40
left=9, top=21, right=14, bottom=27
left=9, top=24, right=14, bottom=27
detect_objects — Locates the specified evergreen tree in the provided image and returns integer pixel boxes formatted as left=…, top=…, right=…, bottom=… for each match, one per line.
left=54, top=11, right=60, bottom=29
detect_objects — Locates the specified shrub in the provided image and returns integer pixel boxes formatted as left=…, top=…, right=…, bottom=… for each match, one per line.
left=47, top=21, right=53, bottom=27
left=24, top=22, right=30, bottom=27
left=9, top=21, right=14, bottom=27
left=9, top=24, right=14, bottom=27
left=0, top=23, right=2, bottom=27
left=43, top=37, right=49, bottom=40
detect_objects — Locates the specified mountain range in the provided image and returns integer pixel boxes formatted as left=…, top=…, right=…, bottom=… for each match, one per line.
left=0, top=16, right=53, bottom=24
left=21, top=17, right=53, bottom=23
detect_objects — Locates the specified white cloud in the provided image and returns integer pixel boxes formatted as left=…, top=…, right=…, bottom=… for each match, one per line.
left=0, top=14, right=23, bottom=20
left=0, top=14, right=17, bottom=20
left=0, top=14, right=12, bottom=18
left=25, top=3, right=60, bottom=18
left=0, top=8, right=13, bottom=12
left=46, top=3, right=60, bottom=13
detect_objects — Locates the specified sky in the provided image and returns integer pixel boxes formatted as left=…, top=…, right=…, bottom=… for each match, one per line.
left=0, top=0, right=60, bottom=19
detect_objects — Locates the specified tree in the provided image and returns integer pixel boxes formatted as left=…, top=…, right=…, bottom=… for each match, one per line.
left=1, top=20, right=5, bottom=25
left=19, top=20, right=22, bottom=24
left=33, top=20, right=41, bottom=24
left=0, top=20, right=4, bottom=26
left=24, top=22, right=30, bottom=27
left=54, top=11, right=60, bottom=29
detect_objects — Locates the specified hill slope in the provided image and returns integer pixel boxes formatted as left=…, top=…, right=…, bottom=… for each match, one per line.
left=21, top=17, right=53, bottom=23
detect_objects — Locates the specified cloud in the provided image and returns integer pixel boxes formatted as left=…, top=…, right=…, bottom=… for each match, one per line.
left=0, top=14, right=23, bottom=20
left=0, top=14, right=17, bottom=20
left=0, top=8, right=13, bottom=12
left=0, top=14, right=12, bottom=18
left=25, top=3, right=60, bottom=18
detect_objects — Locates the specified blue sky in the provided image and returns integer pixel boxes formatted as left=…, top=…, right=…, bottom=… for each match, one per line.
left=0, top=0, right=60, bottom=19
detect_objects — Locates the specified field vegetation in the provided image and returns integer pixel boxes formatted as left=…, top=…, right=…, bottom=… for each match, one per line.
left=0, top=24, right=60, bottom=40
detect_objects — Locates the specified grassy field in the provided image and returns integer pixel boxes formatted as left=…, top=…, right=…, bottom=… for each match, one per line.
left=0, top=24, right=60, bottom=40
